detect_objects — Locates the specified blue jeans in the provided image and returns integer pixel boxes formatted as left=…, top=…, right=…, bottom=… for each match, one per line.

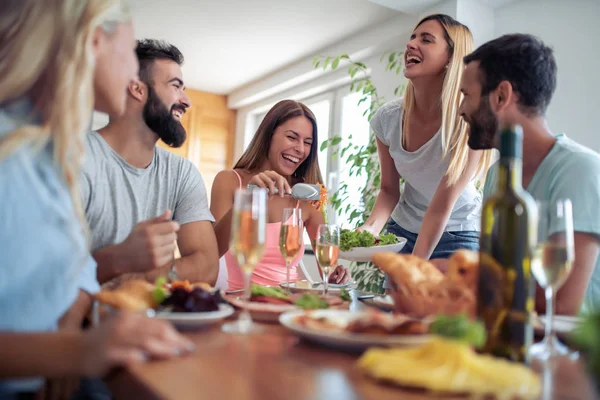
left=386, top=219, right=479, bottom=258
left=382, top=219, right=480, bottom=289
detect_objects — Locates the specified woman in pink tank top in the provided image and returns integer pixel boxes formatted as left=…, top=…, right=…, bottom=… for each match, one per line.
left=210, top=100, right=351, bottom=290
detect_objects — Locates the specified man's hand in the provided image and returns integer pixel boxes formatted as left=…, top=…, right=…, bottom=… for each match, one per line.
left=118, top=210, right=179, bottom=274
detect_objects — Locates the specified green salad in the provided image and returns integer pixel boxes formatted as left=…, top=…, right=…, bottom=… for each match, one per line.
left=340, top=229, right=398, bottom=252
left=249, top=284, right=330, bottom=310
left=428, top=314, right=487, bottom=349
left=250, top=285, right=290, bottom=300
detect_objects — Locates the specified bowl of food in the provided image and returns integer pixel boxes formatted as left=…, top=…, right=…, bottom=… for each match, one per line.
left=338, top=229, right=407, bottom=262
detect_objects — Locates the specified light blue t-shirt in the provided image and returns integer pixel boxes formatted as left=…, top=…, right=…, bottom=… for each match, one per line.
left=483, top=134, right=600, bottom=314
left=0, top=98, right=100, bottom=395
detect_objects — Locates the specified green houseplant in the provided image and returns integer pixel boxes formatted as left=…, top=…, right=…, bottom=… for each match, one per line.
left=312, top=52, right=405, bottom=294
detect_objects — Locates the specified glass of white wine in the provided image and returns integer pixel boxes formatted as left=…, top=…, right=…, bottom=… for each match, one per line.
left=222, top=188, right=267, bottom=335
left=528, top=199, right=575, bottom=360
left=315, top=224, right=340, bottom=297
left=279, top=208, right=302, bottom=292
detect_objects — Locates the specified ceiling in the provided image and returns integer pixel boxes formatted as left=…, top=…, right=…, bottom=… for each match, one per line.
left=130, top=0, right=401, bottom=95
left=366, top=0, right=521, bottom=13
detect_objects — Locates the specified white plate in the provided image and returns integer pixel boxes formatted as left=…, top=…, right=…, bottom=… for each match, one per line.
left=279, top=309, right=431, bottom=352
left=339, top=237, right=408, bottom=262
left=279, top=281, right=353, bottom=294
left=226, top=296, right=296, bottom=323
left=534, top=314, right=581, bottom=336
left=154, top=304, right=235, bottom=328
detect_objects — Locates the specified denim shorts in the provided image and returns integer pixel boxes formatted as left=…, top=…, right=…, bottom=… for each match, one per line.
left=382, top=219, right=480, bottom=289
left=386, top=219, right=480, bottom=258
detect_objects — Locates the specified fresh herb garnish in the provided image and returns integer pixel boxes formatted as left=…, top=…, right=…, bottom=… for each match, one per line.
left=294, top=293, right=329, bottom=310
left=152, top=276, right=169, bottom=305
left=250, top=285, right=290, bottom=300
left=340, top=288, right=351, bottom=302
left=429, top=314, right=487, bottom=349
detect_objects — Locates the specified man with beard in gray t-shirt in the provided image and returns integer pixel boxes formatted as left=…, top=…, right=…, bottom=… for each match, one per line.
left=81, top=39, right=218, bottom=287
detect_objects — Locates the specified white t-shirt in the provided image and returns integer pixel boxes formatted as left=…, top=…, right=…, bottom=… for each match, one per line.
left=81, top=131, right=214, bottom=253
left=371, top=99, right=482, bottom=233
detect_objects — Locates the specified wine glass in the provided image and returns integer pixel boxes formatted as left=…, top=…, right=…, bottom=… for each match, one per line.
left=279, top=208, right=302, bottom=292
left=315, top=224, right=340, bottom=297
left=528, top=199, right=575, bottom=360
left=222, top=188, right=267, bottom=335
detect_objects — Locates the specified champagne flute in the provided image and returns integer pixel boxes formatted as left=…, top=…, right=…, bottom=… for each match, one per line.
left=222, top=188, right=267, bottom=335
left=279, top=208, right=302, bottom=292
left=315, top=224, right=340, bottom=297
left=528, top=199, right=575, bottom=360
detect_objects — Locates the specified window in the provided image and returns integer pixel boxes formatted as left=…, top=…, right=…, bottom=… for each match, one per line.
left=336, top=91, right=371, bottom=228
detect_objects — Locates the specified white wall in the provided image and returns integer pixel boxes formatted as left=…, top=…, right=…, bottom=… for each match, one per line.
left=457, top=0, right=495, bottom=48
left=495, top=0, right=600, bottom=153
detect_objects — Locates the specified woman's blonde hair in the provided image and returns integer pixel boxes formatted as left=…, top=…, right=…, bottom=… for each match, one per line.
left=0, top=0, right=130, bottom=226
left=235, top=100, right=324, bottom=185
left=403, top=14, right=493, bottom=186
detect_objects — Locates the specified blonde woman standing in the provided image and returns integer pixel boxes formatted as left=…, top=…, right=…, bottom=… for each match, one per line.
left=0, top=1, right=193, bottom=397
left=360, top=15, right=493, bottom=270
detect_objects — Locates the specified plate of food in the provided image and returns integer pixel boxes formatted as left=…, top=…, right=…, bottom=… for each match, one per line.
left=94, top=278, right=234, bottom=329
left=338, top=229, right=407, bottom=262
left=279, top=280, right=353, bottom=294
left=279, top=309, right=432, bottom=351
left=225, top=285, right=349, bottom=323
left=357, top=337, right=541, bottom=399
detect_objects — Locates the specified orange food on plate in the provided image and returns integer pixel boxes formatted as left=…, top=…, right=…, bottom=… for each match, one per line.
left=94, top=280, right=156, bottom=312
left=170, top=280, right=212, bottom=292
left=95, top=279, right=214, bottom=313
left=371, top=250, right=478, bottom=318
left=294, top=311, right=430, bottom=336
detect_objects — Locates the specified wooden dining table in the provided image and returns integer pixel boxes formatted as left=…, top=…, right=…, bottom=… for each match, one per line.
left=106, top=297, right=598, bottom=400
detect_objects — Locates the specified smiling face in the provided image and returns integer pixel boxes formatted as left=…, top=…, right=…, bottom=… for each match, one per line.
left=404, top=19, right=451, bottom=81
left=142, top=58, right=191, bottom=147
left=267, top=116, right=314, bottom=176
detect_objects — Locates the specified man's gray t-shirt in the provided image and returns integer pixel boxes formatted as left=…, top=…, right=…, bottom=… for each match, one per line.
left=371, top=99, right=482, bottom=234
left=81, top=131, right=214, bottom=252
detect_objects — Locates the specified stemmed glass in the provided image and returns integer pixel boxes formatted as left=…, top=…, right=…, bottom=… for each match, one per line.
left=222, top=188, right=267, bottom=334
left=315, top=224, right=340, bottom=297
left=279, top=208, right=303, bottom=292
left=528, top=199, right=575, bottom=360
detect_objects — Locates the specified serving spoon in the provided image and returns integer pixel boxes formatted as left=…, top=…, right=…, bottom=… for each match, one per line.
left=246, top=183, right=321, bottom=201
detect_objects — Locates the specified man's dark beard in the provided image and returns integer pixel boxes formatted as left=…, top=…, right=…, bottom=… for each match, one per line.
left=143, top=86, right=187, bottom=148
left=466, top=95, right=498, bottom=150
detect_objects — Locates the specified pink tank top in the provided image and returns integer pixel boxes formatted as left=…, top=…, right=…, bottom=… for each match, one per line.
left=225, top=170, right=305, bottom=290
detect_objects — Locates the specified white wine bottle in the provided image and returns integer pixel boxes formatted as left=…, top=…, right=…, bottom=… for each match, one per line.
left=477, top=126, right=537, bottom=362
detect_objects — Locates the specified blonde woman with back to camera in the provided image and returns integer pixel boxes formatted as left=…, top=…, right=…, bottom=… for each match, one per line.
left=359, top=14, right=493, bottom=286
left=0, top=0, right=194, bottom=397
